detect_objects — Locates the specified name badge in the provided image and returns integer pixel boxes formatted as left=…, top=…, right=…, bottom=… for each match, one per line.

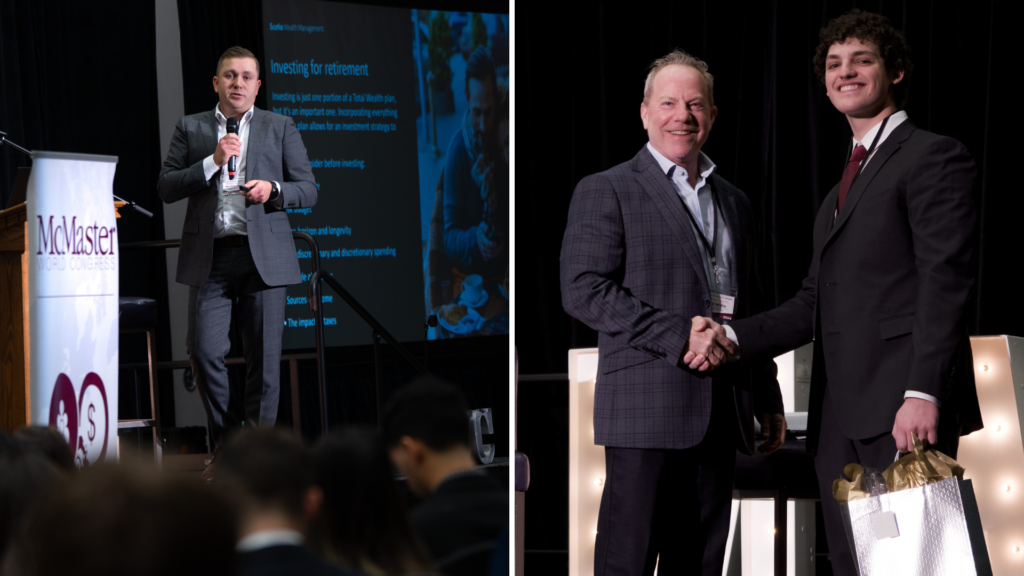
left=711, top=292, right=736, bottom=320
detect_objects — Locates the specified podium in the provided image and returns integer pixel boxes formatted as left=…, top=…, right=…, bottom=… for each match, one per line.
left=0, top=201, right=30, bottom=430
left=0, top=151, right=119, bottom=467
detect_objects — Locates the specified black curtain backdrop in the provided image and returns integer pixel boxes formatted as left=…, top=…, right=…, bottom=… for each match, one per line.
left=519, top=0, right=1011, bottom=564
left=177, top=0, right=269, bottom=116
left=0, top=0, right=175, bottom=427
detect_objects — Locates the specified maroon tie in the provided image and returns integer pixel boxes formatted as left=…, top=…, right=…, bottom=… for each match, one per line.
left=837, top=144, right=867, bottom=214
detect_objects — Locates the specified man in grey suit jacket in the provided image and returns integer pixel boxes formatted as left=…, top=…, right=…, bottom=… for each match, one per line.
left=560, top=50, right=786, bottom=576
left=158, top=47, right=317, bottom=473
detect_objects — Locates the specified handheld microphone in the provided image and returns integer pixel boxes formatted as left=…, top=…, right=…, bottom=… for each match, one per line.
left=226, top=117, right=239, bottom=179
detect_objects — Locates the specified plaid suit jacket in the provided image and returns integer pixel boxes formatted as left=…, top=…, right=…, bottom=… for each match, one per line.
left=157, top=107, right=317, bottom=287
left=560, top=145, right=783, bottom=454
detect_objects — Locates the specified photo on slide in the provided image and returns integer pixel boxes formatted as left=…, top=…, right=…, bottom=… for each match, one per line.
left=415, top=11, right=509, bottom=340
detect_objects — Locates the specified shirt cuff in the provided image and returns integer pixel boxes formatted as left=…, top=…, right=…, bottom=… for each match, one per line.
left=723, top=324, right=740, bottom=362
left=269, top=180, right=285, bottom=209
left=202, top=155, right=219, bottom=182
left=904, top=390, right=941, bottom=407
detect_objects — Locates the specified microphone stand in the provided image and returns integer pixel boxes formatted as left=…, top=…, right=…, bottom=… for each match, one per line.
left=2, top=129, right=153, bottom=218
left=0, top=130, right=32, bottom=157
left=113, top=194, right=153, bottom=218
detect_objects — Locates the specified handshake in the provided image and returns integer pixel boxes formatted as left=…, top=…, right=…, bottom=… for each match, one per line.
left=680, top=316, right=736, bottom=372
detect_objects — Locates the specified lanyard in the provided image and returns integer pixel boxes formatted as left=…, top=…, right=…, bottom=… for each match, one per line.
left=677, top=178, right=725, bottom=285
left=844, top=113, right=892, bottom=194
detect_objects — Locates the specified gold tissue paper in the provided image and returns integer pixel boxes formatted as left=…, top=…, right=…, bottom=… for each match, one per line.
left=832, top=432, right=966, bottom=505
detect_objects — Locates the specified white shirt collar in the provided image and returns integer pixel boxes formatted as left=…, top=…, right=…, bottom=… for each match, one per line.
left=236, top=528, right=305, bottom=552
left=853, top=109, right=909, bottom=150
left=215, top=103, right=255, bottom=125
left=646, top=142, right=716, bottom=181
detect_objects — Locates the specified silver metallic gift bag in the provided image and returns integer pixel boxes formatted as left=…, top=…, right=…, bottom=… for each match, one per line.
left=839, top=477, right=992, bottom=576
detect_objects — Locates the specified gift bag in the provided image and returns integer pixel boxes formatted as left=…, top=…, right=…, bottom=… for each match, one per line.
left=840, top=477, right=991, bottom=576
left=833, top=433, right=991, bottom=576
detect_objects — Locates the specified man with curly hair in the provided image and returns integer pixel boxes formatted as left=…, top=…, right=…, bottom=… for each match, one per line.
left=696, top=9, right=982, bottom=574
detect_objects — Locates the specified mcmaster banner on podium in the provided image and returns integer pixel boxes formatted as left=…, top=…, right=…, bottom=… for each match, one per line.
left=27, top=151, right=119, bottom=467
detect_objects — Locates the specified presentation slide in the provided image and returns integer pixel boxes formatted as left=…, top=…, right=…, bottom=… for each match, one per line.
left=263, top=0, right=509, bottom=348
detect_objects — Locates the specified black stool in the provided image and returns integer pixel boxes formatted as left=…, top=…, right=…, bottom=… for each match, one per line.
left=117, top=297, right=162, bottom=467
left=733, top=438, right=821, bottom=576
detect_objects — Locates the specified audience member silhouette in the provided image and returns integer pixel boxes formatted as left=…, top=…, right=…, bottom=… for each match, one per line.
left=382, top=378, right=508, bottom=576
left=217, top=427, right=357, bottom=576
left=15, top=425, right=75, bottom=471
left=0, top=430, right=65, bottom=572
left=5, top=464, right=237, bottom=576
left=312, top=426, right=434, bottom=575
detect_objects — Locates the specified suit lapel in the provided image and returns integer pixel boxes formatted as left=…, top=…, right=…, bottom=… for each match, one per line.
left=826, top=121, right=915, bottom=245
left=199, top=110, right=219, bottom=159
left=632, top=147, right=709, bottom=289
left=713, top=175, right=746, bottom=296
left=245, top=107, right=269, bottom=180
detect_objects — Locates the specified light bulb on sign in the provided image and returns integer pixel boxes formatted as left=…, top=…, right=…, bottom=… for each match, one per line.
left=1012, top=545, right=1021, bottom=554
left=1003, top=484, right=1011, bottom=493
left=996, top=424, right=1002, bottom=432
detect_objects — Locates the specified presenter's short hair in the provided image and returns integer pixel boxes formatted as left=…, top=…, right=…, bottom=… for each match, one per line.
left=382, top=377, right=470, bottom=452
left=643, top=49, right=715, bottom=107
left=813, top=9, right=913, bottom=108
left=216, top=46, right=260, bottom=77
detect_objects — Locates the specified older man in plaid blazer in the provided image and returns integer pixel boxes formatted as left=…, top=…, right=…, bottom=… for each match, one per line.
left=560, top=50, right=786, bottom=576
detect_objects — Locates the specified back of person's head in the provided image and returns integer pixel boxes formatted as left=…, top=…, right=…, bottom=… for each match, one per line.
left=0, top=431, right=64, bottom=571
left=15, top=425, right=75, bottom=471
left=382, top=377, right=470, bottom=453
left=216, top=427, right=316, bottom=524
left=313, top=427, right=432, bottom=575
left=8, top=464, right=237, bottom=576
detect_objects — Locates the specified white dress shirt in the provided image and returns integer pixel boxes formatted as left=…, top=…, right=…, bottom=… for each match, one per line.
left=236, top=528, right=304, bottom=552
left=645, top=143, right=737, bottom=296
left=853, top=109, right=908, bottom=168
left=203, top=104, right=254, bottom=238
left=721, top=110, right=938, bottom=406
left=646, top=142, right=717, bottom=231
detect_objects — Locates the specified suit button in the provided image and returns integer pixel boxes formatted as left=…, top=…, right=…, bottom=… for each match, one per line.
left=702, top=298, right=711, bottom=308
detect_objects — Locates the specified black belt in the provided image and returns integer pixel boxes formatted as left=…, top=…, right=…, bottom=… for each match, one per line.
left=213, top=235, right=248, bottom=248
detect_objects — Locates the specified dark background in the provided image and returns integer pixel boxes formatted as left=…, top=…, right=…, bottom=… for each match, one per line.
left=519, top=0, right=1012, bottom=573
left=0, top=0, right=509, bottom=456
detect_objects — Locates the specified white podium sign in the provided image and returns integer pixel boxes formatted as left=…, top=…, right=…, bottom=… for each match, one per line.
left=27, top=151, right=119, bottom=467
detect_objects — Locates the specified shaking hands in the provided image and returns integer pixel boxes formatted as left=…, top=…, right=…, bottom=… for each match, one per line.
left=680, top=316, right=736, bottom=372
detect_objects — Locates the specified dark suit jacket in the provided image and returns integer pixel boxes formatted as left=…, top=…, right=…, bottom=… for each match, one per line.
left=410, top=472, right=507, bottom=575
left=730, top=121, right=983, bottom=451
left=237, top=544, right=357, bottom=576
left=157, top=106, right=317, bottom=287
left=560, top=145, right=783, bottom=454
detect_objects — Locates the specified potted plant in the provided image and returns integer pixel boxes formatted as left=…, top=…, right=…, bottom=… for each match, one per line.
left=427, top=11, right=456, bottom=116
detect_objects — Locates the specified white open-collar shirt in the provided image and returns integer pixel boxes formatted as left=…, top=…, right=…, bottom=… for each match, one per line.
left=202, top=104, right=254, bottom=238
